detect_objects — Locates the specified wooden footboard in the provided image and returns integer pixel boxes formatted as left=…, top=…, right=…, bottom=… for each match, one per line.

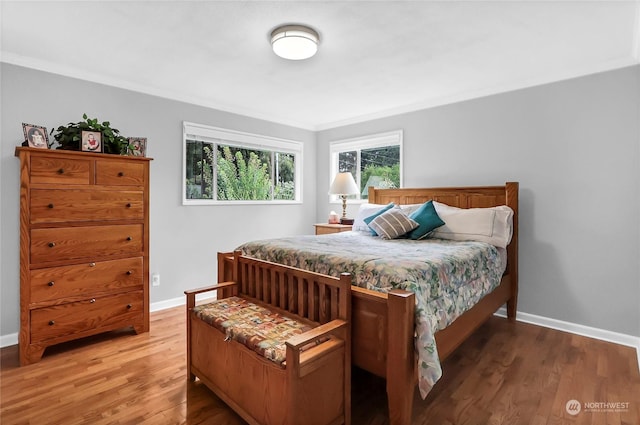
left=218, top=182, right=518, bottom=425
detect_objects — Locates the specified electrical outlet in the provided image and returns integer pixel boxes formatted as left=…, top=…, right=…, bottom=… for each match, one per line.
left=152, top=273, right=160, bottom=287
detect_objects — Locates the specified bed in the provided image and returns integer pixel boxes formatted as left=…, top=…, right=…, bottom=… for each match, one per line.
left=218, top=182, right=518, bottom=425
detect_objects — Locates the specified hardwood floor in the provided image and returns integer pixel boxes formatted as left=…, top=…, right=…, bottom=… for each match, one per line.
left=1, top=306, right=638, bottom=425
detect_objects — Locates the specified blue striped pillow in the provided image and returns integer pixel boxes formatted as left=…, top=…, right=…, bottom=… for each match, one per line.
left=368, top=209, right=419, bottom=240
left=363, top=202, right=395, bottom=235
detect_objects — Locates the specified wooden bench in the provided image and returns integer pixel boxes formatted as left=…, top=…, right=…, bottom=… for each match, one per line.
left=185, top=251, right=352, bottom=425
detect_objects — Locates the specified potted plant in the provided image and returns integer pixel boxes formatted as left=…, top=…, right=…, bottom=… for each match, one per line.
left=50, top=114, right=128, bottom=154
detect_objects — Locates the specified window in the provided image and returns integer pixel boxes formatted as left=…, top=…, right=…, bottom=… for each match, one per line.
left=183, top=122, right=303, bottom=204
left=329, top=130, right=403, bottom=201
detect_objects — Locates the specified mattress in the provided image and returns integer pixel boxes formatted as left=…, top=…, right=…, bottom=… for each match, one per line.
left=238, top=230, right=506, bottom=397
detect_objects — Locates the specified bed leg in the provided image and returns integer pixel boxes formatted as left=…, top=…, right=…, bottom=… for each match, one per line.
left=386, top=289, right=415, bottom=425
left=507, top=295, right=518, bottom=322
left=185, top=292, right=196, bottom=381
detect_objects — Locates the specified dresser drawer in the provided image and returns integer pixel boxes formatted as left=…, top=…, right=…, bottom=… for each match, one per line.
left=30, top=189, right=144, bottom=224
left=96, top=160, right=145, bottom=186
left=30, top=291, right=143, bottom=342
left=31, top=224, right=144, bottom=264
left=30, top=257, right=144, bottom=304
left=30, top=156, right=91, bottom=185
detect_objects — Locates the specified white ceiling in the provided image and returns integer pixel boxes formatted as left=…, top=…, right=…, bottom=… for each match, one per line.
left=2, top=1, right=639, bottom=130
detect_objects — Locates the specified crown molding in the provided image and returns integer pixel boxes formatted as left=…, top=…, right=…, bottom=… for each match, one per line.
left=315, top=57, right=639, bottom=131
left=0, top=52, right=317, bottom=132
left=2, top=51, right=638, bottom=134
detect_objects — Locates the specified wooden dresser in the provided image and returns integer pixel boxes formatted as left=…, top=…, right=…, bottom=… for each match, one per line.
left=15, top=147, right=152, bottom=365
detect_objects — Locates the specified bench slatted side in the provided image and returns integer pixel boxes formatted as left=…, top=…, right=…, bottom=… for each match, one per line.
left=233, top=251, right=348, bottom=326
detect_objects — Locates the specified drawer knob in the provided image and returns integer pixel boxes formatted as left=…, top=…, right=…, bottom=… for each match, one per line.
left=90, top=298, right=96, bottom=303
left=48, top=203, right=54, bottom=209
left=126, top=203, right=132, bottom=208
left=48, top=281, right=55, bottom=287
left=89, top=262, right=96, bottom=267
left=57, top=168, right=64, bottom=174
left=126, top=270, right=133, bottom=275
left=48, top=242, right=56, bottom=248
left=126, top=304, right=132, bottom=309
left=49, top=320, right=55, bottom=326
left=118, top=172, right=125, bottom=177
left=126, top=236, right=132, bottom=241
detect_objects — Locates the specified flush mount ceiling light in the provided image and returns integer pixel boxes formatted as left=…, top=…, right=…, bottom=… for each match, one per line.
left=271, top=25, right=319, bottom=60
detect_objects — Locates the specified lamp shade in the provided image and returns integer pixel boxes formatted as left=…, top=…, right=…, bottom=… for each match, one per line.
left=329, top=172, right=359, bottom=195
left=271, top=25, right=319, bottom=60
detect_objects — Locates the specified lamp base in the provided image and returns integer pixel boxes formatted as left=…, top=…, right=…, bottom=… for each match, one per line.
left=340, top=218, right=354, bottom=225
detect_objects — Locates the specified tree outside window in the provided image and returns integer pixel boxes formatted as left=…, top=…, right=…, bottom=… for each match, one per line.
left=331, top=130, right=402, bottom=200
left=183, top=123, right=301, bottom=204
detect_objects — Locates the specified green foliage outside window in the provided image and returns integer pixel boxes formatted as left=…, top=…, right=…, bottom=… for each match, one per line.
left=217, top=146, right=271, bottom=200
left=274, top=153, right=295, bottom=200
left=185, top=140, right=295, bottom=201
left=361, top=163, right=400, bottom=194
left=185, top=141, right=213, bottom=199
left=338, top=144, right=400, bottom=199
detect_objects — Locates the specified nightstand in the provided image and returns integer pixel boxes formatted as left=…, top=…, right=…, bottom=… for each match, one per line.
left=314, top=223, right=353, bottom=235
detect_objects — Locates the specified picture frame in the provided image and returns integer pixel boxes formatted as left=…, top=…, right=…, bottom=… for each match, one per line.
left=22, top=123, right=49, bottom=149
left=81, top=130, right=103, bottom=153
left=127, top=137, right=147, bottom=157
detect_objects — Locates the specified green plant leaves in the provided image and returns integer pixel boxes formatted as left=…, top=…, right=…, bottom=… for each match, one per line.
left=50, top=113, right=128, bottom=154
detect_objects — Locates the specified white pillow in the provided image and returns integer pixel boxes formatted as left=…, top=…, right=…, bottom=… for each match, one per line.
left=398, top=203, right=423, bottom=215
left=430, top=201, right=514, bottom=248
left=352, top=203, right=395, bottom=232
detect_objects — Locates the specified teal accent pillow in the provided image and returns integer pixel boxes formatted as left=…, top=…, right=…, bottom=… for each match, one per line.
left=364, top=203, right=395, bottom=235
left=408, top=201, right=445, bottom=240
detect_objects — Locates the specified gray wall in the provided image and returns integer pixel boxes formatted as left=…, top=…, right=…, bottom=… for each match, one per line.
left=2, top=62, right=638, bottom=342
left=317, top=65, right=640, bottom=337
left=0, top=63, right=316, bottom=338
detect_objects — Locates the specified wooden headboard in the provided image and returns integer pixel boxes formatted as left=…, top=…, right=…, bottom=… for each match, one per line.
left=368, top=182, right=518, bottom=210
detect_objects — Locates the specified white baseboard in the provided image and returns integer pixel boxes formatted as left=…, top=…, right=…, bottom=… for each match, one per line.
left=495, top=307, right=640, bottom=371
left=149, top=296, right=184, bottom=312
left=0, top=333, right=18, bottom=348
left=3, top=304, right=639, bottom=371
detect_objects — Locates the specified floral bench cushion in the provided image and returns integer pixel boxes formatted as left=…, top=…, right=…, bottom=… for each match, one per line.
left=193, top=296, right=313, bottom=366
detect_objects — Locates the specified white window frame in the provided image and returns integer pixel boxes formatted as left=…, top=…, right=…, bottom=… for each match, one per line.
left=329, top=130, right=403, bottom=203
left=183, top=121, right=303, bottom=205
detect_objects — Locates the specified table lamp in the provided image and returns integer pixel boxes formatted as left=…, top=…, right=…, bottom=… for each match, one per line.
left=329, top=172, right=359, bottom=224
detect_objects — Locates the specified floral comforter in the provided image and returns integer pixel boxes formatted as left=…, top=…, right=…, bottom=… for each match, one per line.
left=237, top=231, right=506, bottom=398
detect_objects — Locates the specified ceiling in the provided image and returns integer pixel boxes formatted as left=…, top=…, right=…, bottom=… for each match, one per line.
left=2, top=1, right=639, bottom=131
